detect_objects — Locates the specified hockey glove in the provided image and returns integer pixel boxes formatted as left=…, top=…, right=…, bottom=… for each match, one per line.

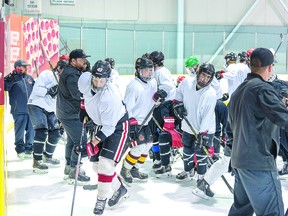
left=153, top=89, right=168, bottom=103
left=86, top=141, right=99, bottom=157
left=215, top=69, right=225, bottom=80
left=75, top=142, right=88, bottom=158
left=162, top=116, right=183, bottom=148
left=221, top=93, right=229, bottom=101
left=172, top=101, right=187, bottom=120
left=129, top=118, right=139, bottom=141
left=47, top=85, right=58, bottom=98
left=196, top=133, right=211, bottom=150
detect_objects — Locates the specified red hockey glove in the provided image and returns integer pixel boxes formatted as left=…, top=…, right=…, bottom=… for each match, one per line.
left=86, top=142, right=99, bottom=157
left=208, top=146, right=215, bottom=157
left=129, top=118, right=139, bottom=141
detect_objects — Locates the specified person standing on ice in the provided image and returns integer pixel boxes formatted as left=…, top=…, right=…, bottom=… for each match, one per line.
left=78, top=60, right=130, bottom=215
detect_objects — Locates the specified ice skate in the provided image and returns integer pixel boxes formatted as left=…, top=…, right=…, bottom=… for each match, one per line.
left=192, top=179, right=214, bottom=200
left=279, top=163, right=288, bottom=176
left=155, top=164, right=172, bottom=178
left=130, top=167, right=148, bottom=182
left=120, top=165, right=133, bottom=186
left=108, top=184, right=129, bottom=209
left=152, top=160, right=161, bottom=170
left=43, top=155, right=61, bottom=167
left=33, top=159, right=49, bottom=174
left=67, top=167, right=90, bottom=185
left=176, top=169, right=195, bottom=182
left=93, top=198, right=106, bottom=215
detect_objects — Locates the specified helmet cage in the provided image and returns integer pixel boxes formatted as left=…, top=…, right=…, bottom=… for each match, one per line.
left=196, top=63, right=215, bottom=88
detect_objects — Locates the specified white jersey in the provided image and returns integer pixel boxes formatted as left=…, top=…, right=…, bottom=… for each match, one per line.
left=123, top=77, right=157, bottom=125
left=224, top=63, right=250, bottom=96
left=110, top=69, right=120, bottom=90
left=78, top=72, right=126, bottom=138
left=176, top=77, right=217, bottom=134
left=28, top=69, right=58, bottom=113
left=154, top=66, right=176, bottom=101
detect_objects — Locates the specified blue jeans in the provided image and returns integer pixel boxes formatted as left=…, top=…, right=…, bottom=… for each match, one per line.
left=228, top=168, right=284, bottom=216
left=12, top=114, right=35, bottom=153
left=58, top=118, right=87, bottom=167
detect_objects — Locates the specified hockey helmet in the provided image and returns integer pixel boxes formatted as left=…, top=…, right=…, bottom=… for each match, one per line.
left=225, top=52, right=237, bottom=63
left=196, top=63, right=215, bottom=89
left=238, top=51, right=247, bottom=62
left=246, top=48, right=255, bottom=58
left=149, top=51, right=164, bottom=67
left=135, top=57, right=154, bottom=82
left=105, top=57, right=115, bottom=69
left=91, top=60, right=111, bottom=79
left=185, top=56, right=199, bottom=75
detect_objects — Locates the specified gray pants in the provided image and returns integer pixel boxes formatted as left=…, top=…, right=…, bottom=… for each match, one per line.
left=228, top=168, right=284, bottom=216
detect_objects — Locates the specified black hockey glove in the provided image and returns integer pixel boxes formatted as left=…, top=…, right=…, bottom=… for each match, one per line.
left=221, top=93, right=229, bottom=101
left=153, top=89, right=168, bottom=102
left=215, top=69, right=225, bottom=80
left=129, top=118, right=139, bottom=141
left=75, top=142, right=88, bottom=158
left=172, top=101, right=187, bottom=120
left=4, top=71, right=23, bottom=82
left=196, top=133, right=212, bottom=150
left=47, top=85, right=58, bottom=98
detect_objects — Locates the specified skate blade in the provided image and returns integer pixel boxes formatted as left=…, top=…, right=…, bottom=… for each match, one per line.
left=108, top=193, right=130, bottom=209
left=33, top=169, right=48, bottom=174
left=156, top=172, right=172, bottom=178
left=83, top=184, right=98, bottom=190
left=133, top=178, right=148, bottom=182
left=67, top=179, right=90, bottom=186
left=175, top=177, right=193, bottom=183
left=45, top=163, right=61, bottom=168
left=192, top=188, right=211, bottom=200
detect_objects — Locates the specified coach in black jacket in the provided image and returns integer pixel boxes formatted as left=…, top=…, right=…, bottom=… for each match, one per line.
left=56, top=49, right=91, bottom=184
left=228, top=48, right=288, bottom=216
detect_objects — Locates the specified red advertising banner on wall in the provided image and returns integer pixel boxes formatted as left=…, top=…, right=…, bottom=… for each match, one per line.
left=0, top=21, right=5, bottom=105
left=6, top=14, right=59, bottom=78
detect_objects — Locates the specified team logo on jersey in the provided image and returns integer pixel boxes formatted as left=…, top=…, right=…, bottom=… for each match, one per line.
left=97, top=68, right=103, bottom=72
left=27, top=78, right=33, bottom=84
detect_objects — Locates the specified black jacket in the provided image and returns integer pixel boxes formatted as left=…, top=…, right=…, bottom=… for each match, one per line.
left=56, top=65, right=82, bottom=120
left=228, top=73, right=288, bottom=171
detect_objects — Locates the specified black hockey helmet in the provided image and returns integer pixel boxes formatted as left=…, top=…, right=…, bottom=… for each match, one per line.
left=91, top=60, right=111, bottom=78
left=105, top=57, right=115, bottom=69
left=135, top=57, right=154, bottom=82
left=238, top=51, right=247, bottom=62
left=149, top=51, right=164, bottom=67
left=225, top=52, right=237, bottom=63
left=196, top=63, right=215, bottom=88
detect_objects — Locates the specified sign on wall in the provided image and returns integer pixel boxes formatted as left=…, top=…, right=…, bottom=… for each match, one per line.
left=24, top=0, right=42, bottom=14
left=51, top=0, right=75, bottom=5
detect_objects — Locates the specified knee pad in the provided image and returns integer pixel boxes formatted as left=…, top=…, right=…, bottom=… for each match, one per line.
left=34, top=129, right=48, bottom=143
left=98, top=156, right=115, bottom=176
left=48, top=129, right=61, bottom=144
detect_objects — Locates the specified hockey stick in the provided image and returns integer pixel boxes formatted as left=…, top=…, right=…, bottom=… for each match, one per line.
left=37, top=18, right=59, bottom=83
left=182, top=116, right=234, bottom=194
left=274, top=33, right=283, bottom=57
left=33, top=60, right=39, bottom=77
left=70, top=117, right=88, bottom=216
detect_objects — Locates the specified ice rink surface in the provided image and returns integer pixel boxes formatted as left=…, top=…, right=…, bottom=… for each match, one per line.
left=5, top=74, right=288, bottom=216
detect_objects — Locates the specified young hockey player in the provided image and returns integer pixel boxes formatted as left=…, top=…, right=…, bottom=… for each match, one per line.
left=120, top=57, right=160, bottom=184
left=78, top=60, right=130, bottom=215
left=148, top=51, right=177, bottom=171
left=184, top=56, right=199, bottom=76
left=174, top=63, right=217, bottom=191
left=27, top=61, right=66, bottom=173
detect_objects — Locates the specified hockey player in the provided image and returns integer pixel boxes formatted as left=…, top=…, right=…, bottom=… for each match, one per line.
left=148, top=51, right=177, bottom=170
left=56, top=49, right=91, bottom=184
left=174, top=63, right=217, bottom=189
left=216, top=52, right=250, bottom=97
left=184, top=56, right=199, bottom=76
left=78, top=60, right=130, bottom=215
left=104, top=57, right=120, bottom=89
left=27, top=62, right=66, bottom=173
left=4, top=59, right=35, bottom=159
left=120, top=57, right=159, bottom=184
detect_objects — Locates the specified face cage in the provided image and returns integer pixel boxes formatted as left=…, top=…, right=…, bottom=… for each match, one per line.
left=196, top=72, right=213, bottom=88
left=91, top=76, right=108, bottom=91
left=138, top=67, right=154, bottom=82
left=185, top=67, right=196, bottom=76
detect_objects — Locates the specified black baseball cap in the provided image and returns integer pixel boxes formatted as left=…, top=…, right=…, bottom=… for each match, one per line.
left=69, top=49, right=91, bottom=59
left=250, top=48, right=274, bottom=67
left=14, top=59, right=30, bottom=68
